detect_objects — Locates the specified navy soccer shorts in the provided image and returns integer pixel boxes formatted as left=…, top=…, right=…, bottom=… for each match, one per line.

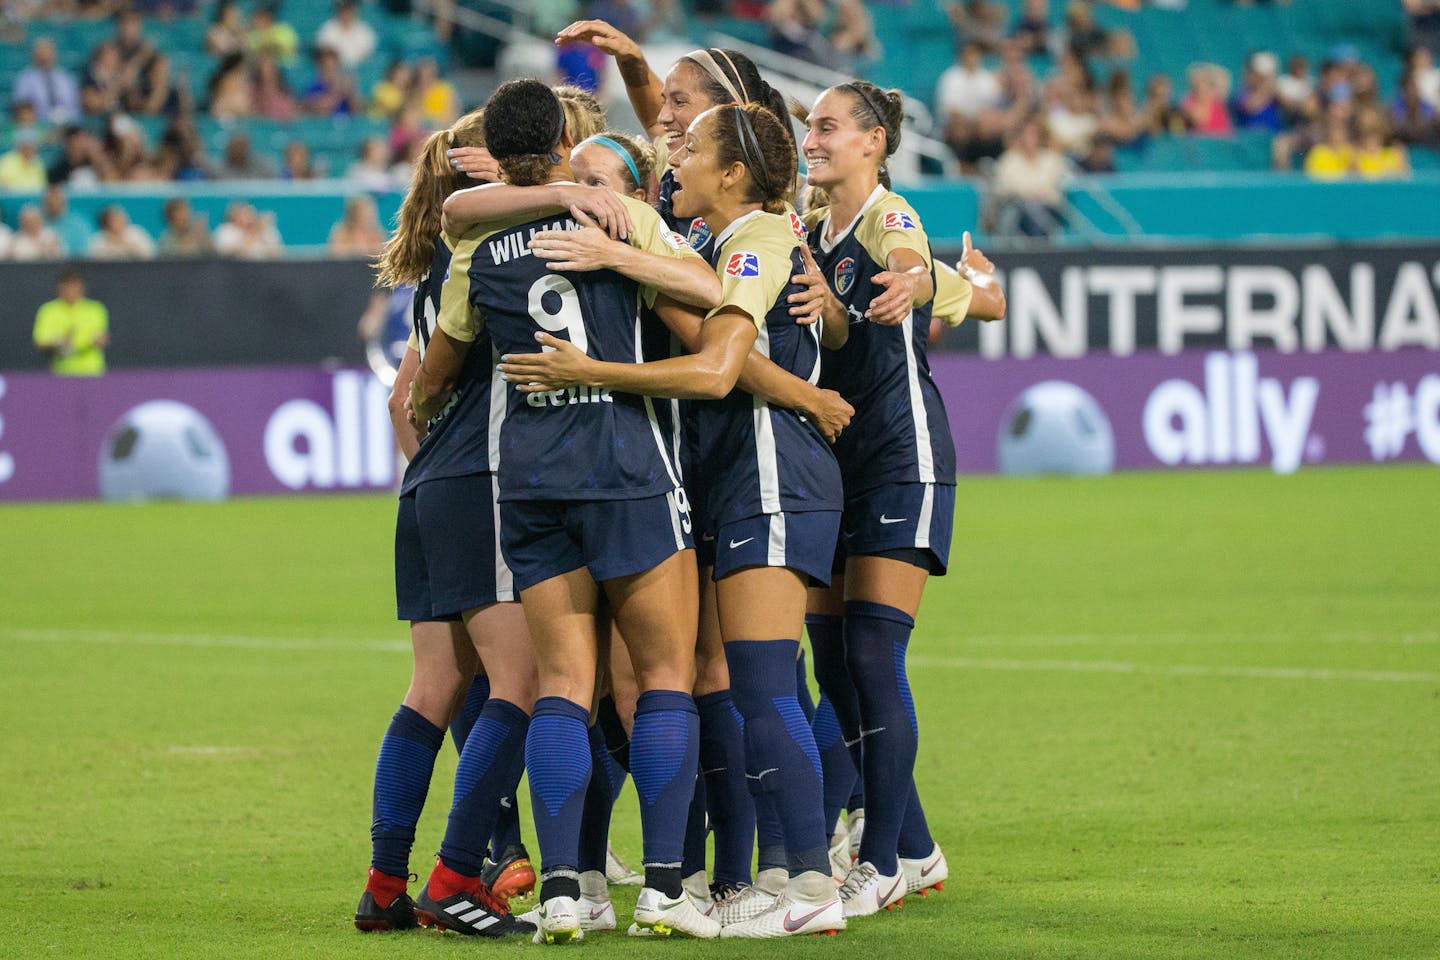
left=835, top=482, right=955, bottom=576
left=395, top=473, right=516, bottom=622
left=711, top=509, right=841, bottom=586
left=500, top=488, right=694, bottom=593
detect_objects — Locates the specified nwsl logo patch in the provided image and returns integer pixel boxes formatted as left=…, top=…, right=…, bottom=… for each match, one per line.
left=834, top=256, right=856, bottom=295
left=882, top=211, right=917, bottom=231
left=725, top=252, right=761, bottom=278
left=662, top=230, right=688, bottom=250
left=686, top=218, right=712, bottom=250
left=788, top=211, right=808, bottom=239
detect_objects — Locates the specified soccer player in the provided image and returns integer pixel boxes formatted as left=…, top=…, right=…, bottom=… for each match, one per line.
left=356, top=108, right=535, bottom=939
left=411, top=78, right=733, bottom=944
left=797, top=79, right=1001, bottom=917
left=499, top=101, right=849, bottom=939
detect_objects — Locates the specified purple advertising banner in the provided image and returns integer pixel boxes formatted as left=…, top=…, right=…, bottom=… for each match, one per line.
left=1, top=349, right=1436, bottom=503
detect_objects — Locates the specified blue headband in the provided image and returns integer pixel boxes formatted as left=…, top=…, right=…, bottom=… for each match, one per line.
left=579, top=135, right=642, bottom=189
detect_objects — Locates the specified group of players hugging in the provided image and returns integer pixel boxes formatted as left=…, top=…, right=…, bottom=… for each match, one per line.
left=356, top=18, right=1006, bottom=945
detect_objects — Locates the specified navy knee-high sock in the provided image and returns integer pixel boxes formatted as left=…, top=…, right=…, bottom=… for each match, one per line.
left=437, top=698, right=530, bottom=877
left=682, top=770, right=707, bottom=878
left=844, top=600, right=917, bottom=876
left=578, top=722, right=623, bottom=874
left=808, top=614, right=864, bottom=798
left=597, top=694, right=631, bottom=773
left=490, top=793, right=522, bottom=859
left=526, top=696, right=592, bottom=900
left=795, top=650, right=816, bottom=723
left=450, top=673, right=490, bottom=754
left=371, top=705, right=446, bottom=877
left=812, top=693, right=857, bottom=834
left=897, top=779, right=935, bottom=859
left=725, top=640, right=829, bottom=877
left=629, top=689, right=700, bottom=896
left=695, top=690, right=755, bottom=886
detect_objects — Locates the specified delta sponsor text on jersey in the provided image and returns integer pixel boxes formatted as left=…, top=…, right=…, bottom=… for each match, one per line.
left=936, top=244, right=1440, bottom=358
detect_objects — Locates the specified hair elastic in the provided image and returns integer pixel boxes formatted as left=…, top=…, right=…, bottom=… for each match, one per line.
left=580, top=135, right=642, bottom=188
left=731, top=105, right=771, bottom=192
left=686, top=48, right=745, bottom=104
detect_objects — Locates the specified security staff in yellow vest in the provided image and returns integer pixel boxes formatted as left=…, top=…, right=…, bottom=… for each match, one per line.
left=33, top=266, right=108, bottom=376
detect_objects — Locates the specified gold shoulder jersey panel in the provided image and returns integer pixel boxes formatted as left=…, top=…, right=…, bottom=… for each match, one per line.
left=622, top=194, right=705, bottom=310
left=855, top=191, right=933, bottom=274
left=707, top=212, right=800, bottom=327
left=933, top=260, right=974, bottom=328
left=438, top=228, right=491, bottom=344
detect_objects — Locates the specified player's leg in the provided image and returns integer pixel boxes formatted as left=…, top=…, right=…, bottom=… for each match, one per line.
left=806, top=576, right=863, bottom=871
left=597, top=625, right=643, bottom=884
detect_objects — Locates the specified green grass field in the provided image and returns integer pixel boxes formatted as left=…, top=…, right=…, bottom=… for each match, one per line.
left=2, top=466, right=1437, bottom=959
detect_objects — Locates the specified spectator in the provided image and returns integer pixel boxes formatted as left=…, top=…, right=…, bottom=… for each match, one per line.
left=4, top=99, right=42, bottom=144
left=1011, top=0, right=1052, bottom=56
left=1044, top=74, right=1099, bottom=156
left=1062, top=1, right=1134, bottom=62
left=12, top=38, right=81, bottom=125
left=33, top=266, right=109, bottom=376
left=588, top=0, right=642, bottom=40
left=388, top=104, right=428, bottom=159
left=767, top=0, right=826, bottom=62
left=252, top=53, right=298, bottom=121
left=103, top=113, right=162, bottom=182
left=217, top=131, right=277, bottom=179
left=412, top=58, right=458, bottom=126
left=1098, top=69, right=1144, bottom=146
left=556, top=39, right=605, bottom=93
left=112, top=10, right=157, bottom=88
left=1392, top=70, right=1439, bottom=145
left=1405, top=46, right=1440, bottom=108
left=369, top=61, right=412, bottom=118
left=1353, top=108, right=1410, bottom=179
left=0, top=129, right=47, bottom=191
left=316, top=0, right=378, bottom=70
left=7, top=204, right=63, bottom=260
left=1404, top=0, right=1440, bottom=56
left=346, top=137, right=396, bottom=191
left=937, top=43, right=1004, bottom=162
left=1276, top=54, right=1316, bottom=119
left=249, top=3, right=300, bottom=68
left=1142, top=72, right=1187, bottom=135
left=1303, top=108, right=1355, bottom=179
left=949, top=0, right=1007, bottom=55
left=1076, top=134, right=1116, bottom=173
left=327, top=195, right=386, bottom=257
left=89, top=204, right=156, bottom=258
left=207, top=53, right=254, bottom=120
left=830, top=0, right=881, bottom=70
left=301, top=48, right=357, bottom=117
left=155, top=118, right=213, bottom=181
left=1230, top=51, right=1284, bottom=132
left=125, top=53, right=184, bottom=117
left=281, top=139, right=319, bottom=180
left=158, top=197, right=213, bottom=256
left=206, top=1, right=248, bottom=56
left=43, top=185, right=93, bottom=255
left=47, top=126, right=112, bottom=187
left=81, top=43, right=127, bottom=116
left=992, top=117, right=1069, bottom=236
left=1181, top=63, right=1234, bottom=136
left=212, top=201, right=283, bottom=258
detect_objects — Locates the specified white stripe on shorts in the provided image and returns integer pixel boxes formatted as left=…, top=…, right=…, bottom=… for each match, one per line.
left=665, top=489, right=685, bottom=551
left=767, top=512, right=787, bottom=567
left=915, top=483, right=934, bottom=550
left=492, top=474, right=515, bottom=601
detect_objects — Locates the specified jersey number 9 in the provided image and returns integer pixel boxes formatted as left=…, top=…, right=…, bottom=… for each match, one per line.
left=527, top=275, right=589, bottom=355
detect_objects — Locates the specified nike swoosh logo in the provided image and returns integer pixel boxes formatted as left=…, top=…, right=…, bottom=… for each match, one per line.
left=500, top=798, right=513, bottom=808
left=879, top=515, right=907, bottom=525
left=729, top=537, right=755, bottom=549
left=654, top=897, right=687, bottom=911
left=878, top=876, right=902, bottom=906
left=700, top=533, right=716, bottom=542
left=920, top=859, right=940, bottom=878
left=701, top=767, right=727, bottom=775
left=588, top=906, right=611, bottom=920
left=746, top=767, right=779, bottom=782
left=782, top=905, right=832, bottom=932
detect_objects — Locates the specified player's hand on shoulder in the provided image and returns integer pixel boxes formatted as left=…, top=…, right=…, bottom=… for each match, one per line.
left=558, top=190, right=632, bottom=240
left=789, top=247, right=829, bottom=324
left=867, top=269, right=921, bottom=325
left=529, top=208, right=624, bottom=271
left=448, top=145, right=500, bottom=182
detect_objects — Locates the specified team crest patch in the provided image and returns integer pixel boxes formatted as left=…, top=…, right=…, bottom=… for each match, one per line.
left=882, top=210, right=917, bottom=231
left=834, top=256, right=856, bottom=295
left=686, top=218, right=712, bottom=250
left=725, top=252, right=762, bottom=278
left=788, top=211, right=808, bottom=239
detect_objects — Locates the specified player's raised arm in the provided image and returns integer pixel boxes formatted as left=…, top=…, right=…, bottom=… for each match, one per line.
left=555, top=21, right=665, bottom=138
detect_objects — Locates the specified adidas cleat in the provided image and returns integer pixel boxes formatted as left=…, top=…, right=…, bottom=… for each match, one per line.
left=718, top=892, right=845, bottom=938
left=481, top=843, right=536, bottom=905
left=838, top=861, right=905, bottom=918
left=530, top=895, right=584, bottom=944
left=354, top=889, right=418, bottom=932
left=626, top=885, right=721, bottom=938
left=900, top=843, right=948, bottom=896
left=414, top=880, right=534, bottom=937
left=713, top=882, right=777, bottom=926
left=605, top=844, right=643, bottom=885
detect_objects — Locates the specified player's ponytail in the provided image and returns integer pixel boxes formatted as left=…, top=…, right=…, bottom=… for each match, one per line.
left=485, top=78, right=569, bottom=187
left=376, top=108, right=486, bottom=288
left=554, top=84, right=608, bottom=143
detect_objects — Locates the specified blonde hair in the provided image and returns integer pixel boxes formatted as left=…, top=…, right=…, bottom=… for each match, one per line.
left=554, top=85, right=608, bottom=143
left=582, top=131, right=656, bottom=192
left=375, top=108, right=485, bottom=288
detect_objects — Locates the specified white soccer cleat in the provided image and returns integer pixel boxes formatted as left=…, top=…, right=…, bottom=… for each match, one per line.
left=528, top=895, right=583, bottom=944
left=839, top=861, right=905, bottom=918
left=847, top=808, right=865, bottom=860
left=828, top=826, right=851, bottom=883
left=713, top=882, right=779, bottom=926
left=626, top=886, right=721, bottom=938
left=682, top=870, right=716, bottom=918
left=718, top=892, right=845, bottom=938
left=605, top=845, right=643, bottom=885
left=574, top=870, right=617, bottom=931
left=899, top=843, right=948, bottom=897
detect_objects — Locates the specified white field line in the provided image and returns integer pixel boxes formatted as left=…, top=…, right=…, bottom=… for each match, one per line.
left=908, top=655, right=1440, bottom=684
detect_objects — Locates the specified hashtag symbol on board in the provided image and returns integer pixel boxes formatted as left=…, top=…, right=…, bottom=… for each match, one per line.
left=1362, top=382, right=1415, bottom=461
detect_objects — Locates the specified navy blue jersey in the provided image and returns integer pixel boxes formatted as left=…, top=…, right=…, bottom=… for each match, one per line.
left=440, top=195, right=701, bottom=502
left=658, top=169, right=717, bottom=262
left=693, top=210, right=843, bottom=525
left=399, top=236, right=504, bottom=495
left=805, top=186, right=956, bottom=492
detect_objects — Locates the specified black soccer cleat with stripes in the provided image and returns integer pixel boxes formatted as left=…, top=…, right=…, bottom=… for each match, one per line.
left=354, top=890, right=419, bottom=932
left=414, top=881, right=537, bottom=937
